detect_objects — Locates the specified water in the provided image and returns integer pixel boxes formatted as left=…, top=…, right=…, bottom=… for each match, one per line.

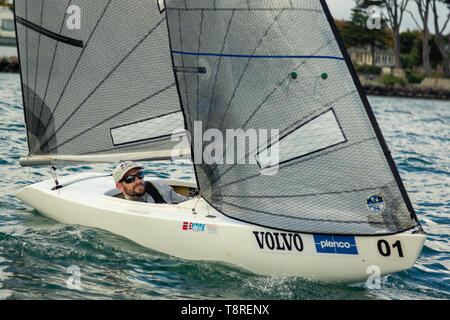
left=0, top=72, right=448, bottom=300
left=0, top=45, right=17, bottom=58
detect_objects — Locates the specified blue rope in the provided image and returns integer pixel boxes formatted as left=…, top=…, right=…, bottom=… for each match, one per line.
left=172, top=50, right=344, bottom=61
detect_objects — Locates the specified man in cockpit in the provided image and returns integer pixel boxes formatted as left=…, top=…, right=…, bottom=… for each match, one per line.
left=113, top=161, right=187, bottom=204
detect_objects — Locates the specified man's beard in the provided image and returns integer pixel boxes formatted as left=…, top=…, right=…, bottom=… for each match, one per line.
left=123, top=182, right=145, bottom=199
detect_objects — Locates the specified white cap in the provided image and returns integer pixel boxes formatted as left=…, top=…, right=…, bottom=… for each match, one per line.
left=112, top=161, right=143, bottom=183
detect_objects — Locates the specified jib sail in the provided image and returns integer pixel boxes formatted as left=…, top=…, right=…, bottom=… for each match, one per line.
left=15, top=0, right=185, bottom=165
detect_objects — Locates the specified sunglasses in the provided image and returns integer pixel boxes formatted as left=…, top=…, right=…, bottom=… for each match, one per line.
left=121, top=171, right=144, bottom=184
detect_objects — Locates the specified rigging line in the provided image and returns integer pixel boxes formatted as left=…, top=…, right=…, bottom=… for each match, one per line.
left=42, top=16, right=166, bottom=150
left=215, top=184, right=391, bottom=199
left=41, top=0, right=112, bottom=137
left=214, top=137, right=376, bottom=190
left=31, top=0, right=46, bottom=115
left=46, top=83, right=177, bottom=153
left=219, top=200, right=385, bottom=225
left=205, top=9, right=235, bottom=130
left=172, top=51, right=345, bottom=61
left=35, top=0, right=73, bottom=139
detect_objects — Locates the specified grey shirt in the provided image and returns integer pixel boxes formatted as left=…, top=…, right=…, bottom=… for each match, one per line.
left=141, top=180, right=188, bottom=204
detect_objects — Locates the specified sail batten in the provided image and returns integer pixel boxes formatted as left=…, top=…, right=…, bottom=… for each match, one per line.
left=16, top=16, right=83, bottom=47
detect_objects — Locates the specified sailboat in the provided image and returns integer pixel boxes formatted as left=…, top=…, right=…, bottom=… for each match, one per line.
left=14, top=0, right=425, bottom=283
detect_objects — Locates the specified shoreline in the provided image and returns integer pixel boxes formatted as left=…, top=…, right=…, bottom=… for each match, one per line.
left=362, top=84, right=450, bottom=101
left=1, top=57, right=449, bottom=100
left=0, top=56, right=19, bottom=73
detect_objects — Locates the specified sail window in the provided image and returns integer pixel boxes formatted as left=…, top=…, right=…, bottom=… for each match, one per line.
left=157, top=0, right=165, bottom=13
left=257, top=109, right=346, bottom=169
left=110, top=112, right=185, bottom=146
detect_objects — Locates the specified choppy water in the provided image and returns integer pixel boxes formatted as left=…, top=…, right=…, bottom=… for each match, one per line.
left=0, top=72, right=448, bottom=300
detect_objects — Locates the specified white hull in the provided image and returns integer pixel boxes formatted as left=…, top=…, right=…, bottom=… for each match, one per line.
left=16, top=172, right=426, bottom=283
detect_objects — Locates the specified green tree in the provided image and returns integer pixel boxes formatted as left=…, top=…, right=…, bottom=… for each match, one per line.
left=400, top=30, right=445, bottom=73
left=400, top=30, right=422, bottom=69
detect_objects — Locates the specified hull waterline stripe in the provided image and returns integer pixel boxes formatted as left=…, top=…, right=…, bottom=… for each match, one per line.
left=172, top=50, right=345, bottom=61
left=16, top=16, right=83, bottom=48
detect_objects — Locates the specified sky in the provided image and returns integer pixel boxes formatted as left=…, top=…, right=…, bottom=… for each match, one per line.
left=327, top=0, right=449, bottom=33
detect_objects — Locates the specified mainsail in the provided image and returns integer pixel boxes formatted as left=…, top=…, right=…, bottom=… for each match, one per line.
left=165, top=0, right=419, bottom=235
left=14, top=0, right=420, bottom=236
left=14, top=0, right=185, bottom=165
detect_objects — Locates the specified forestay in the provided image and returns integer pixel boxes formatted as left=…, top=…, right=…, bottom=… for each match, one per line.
left=15, top=0, right=184, bottom=164
left=165, top=0, right=419, bottom=235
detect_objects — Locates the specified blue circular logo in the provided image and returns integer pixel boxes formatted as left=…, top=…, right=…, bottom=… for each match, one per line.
left=367, top=194, right=385, bottom=213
